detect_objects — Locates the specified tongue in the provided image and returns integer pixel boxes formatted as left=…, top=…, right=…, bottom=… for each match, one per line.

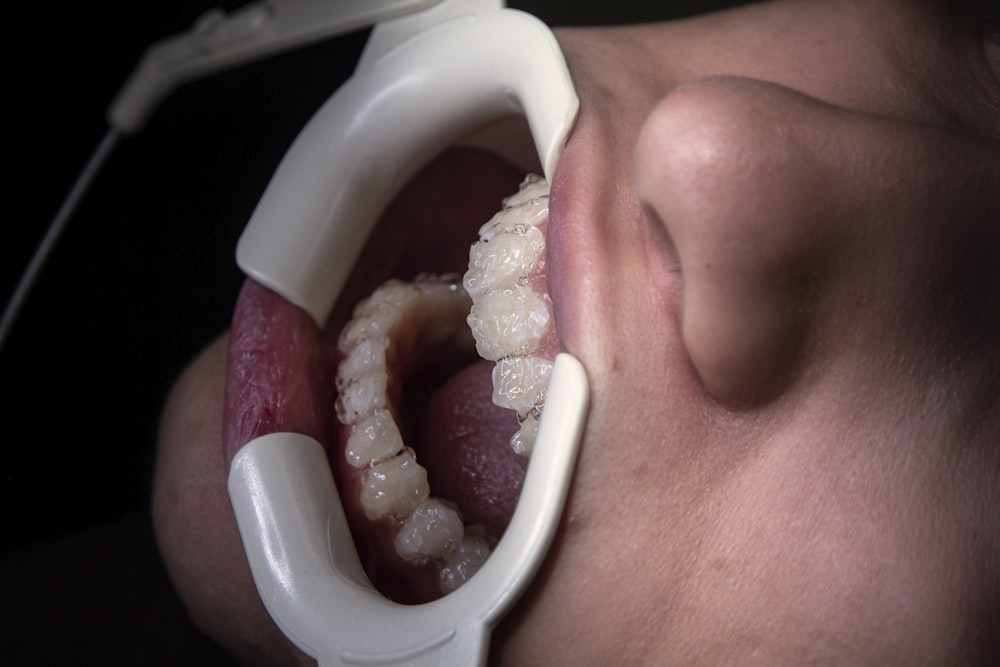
left=417, top=359, right=528, bottom=537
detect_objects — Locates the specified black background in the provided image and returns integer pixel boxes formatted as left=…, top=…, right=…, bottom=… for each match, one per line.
left=1, top=1, right=743, bottom=663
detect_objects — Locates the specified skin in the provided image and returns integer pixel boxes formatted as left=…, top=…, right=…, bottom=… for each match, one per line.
left=153, top=1, right=1000, bottom=664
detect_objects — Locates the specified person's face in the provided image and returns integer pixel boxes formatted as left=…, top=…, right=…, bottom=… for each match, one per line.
left=487, top=0, right=999, bottom=663
left=162, top=1, right=999, bottom=664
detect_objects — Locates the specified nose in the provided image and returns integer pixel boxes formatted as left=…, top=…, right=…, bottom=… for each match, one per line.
left=635, top=76, right=844, bottom=406
left=635, top=75, right=1000, bottom=407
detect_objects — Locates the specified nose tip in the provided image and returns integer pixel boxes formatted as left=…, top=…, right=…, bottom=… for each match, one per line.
left=635, top=76, right=837, bottom=406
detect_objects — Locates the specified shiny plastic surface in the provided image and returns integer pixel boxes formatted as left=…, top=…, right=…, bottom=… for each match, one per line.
left=235, top=3, right=578, bottom=326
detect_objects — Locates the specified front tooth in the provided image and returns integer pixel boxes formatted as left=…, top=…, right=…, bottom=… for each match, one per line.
left=358, top=450, right=429, bottom=520
left=467, top=286, right=551, bottom=361
left=492, top=355, right=552, bottom=416
left=394, top=498, right=465, bottom=565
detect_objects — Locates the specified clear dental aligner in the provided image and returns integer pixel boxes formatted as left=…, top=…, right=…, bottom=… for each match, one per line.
left=334, top=175, right=555, bottom=593
left=465, top=174, right=554, bottom=457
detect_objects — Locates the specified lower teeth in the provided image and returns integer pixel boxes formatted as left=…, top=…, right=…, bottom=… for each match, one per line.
left=344, top=409, right=403, bottom=468
left=358, top=449, right=428, bottom=521
left=439, top=526, right=495, bottom=594
left=334, top=174, right=553, bottom=593
left=394, top=498, right=464, bottom=565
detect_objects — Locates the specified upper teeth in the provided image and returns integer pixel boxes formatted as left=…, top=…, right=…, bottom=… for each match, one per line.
left=464, top=174, right=554, bottom=455
left=492, top=354, right=552, bottom=411
left=465, top=218, right=544, bottom=295
left=467, top=286, right=551, bottom=360
left=333, top=174, right=554, bottom=593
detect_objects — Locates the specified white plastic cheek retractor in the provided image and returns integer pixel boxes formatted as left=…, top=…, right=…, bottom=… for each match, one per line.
left=230, top=356, right=588, bottom=666
left=226, top=1, right=590, bottom=665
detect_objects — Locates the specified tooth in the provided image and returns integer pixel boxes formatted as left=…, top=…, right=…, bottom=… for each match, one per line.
left=477, top=199, right=547, bottom=242
left=335, top=370, right=388, bottom=424
left=365, top=281, right=421, bottom=312
left=492, top=355, right=552, bottom=416
left=501, top=173, right=549, bottom=208
left=509, top=412, right=540, bottom=457
left=339, top=281, right=416, bottom=349
left=439, top=527, right=494, bottom=593
left=345, top=408, right=403, bottom=468
left=464, top=225, right=544, bottom=298
left=467, top=286, right=551, bottom=361
left=336, top=337, right=390, bottom=389
left=358, top=450, right=429, bottom=520
left=394, top=498, right=465, bottom=565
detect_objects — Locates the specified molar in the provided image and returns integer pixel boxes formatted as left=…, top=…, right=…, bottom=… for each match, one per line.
left=394, top=498, right=465, bottom=564
left=439, top=528, right=494, bottom=593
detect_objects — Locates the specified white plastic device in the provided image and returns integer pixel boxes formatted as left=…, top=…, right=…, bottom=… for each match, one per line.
left=235, top=0, right=578, bottom=325
left=139, top=0, right=589, bottom=664
left=230, top=353, right=588, bottom=666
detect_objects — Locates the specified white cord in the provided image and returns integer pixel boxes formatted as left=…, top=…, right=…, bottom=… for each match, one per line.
left=0, top=127, right=121, bottom=354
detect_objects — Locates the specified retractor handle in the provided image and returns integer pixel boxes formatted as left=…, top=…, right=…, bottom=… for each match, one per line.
left=108, top=0, right=444, bottom=133
left=235, top=5, right=578, bottom=326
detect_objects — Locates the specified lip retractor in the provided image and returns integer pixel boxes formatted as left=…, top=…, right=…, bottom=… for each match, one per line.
left=213, top=1, right=588, bottom=664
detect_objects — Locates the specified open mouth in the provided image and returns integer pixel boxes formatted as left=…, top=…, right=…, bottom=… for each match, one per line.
left=222, top=136, right=558, bottom=604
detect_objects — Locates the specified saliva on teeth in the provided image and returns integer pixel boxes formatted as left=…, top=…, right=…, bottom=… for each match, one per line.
left=334, top=175, right=555, bottom=593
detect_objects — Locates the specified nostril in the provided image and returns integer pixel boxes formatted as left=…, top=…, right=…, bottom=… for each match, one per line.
left=635, top=76, right=835, bottom=407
